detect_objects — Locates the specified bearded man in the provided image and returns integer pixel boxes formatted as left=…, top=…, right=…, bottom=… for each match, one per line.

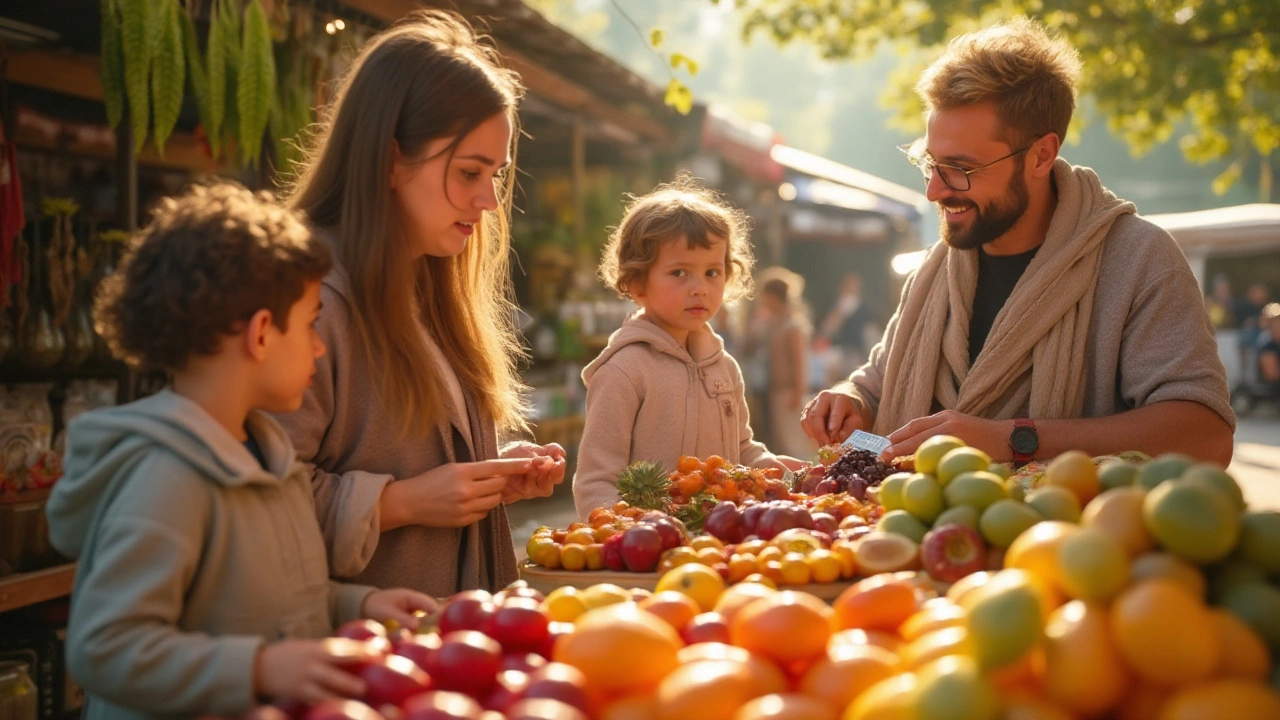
left=802, top=18, right=1234, bottom=466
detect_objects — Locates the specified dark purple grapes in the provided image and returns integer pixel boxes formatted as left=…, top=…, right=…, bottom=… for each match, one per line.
left=827, top=449, right=895, bottom=498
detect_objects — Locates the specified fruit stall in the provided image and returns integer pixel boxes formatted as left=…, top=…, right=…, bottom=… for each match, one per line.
left=247, top=439, right=1280, bottom=720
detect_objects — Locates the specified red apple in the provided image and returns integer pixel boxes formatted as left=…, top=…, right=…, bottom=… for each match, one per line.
left=619, top=525, right=663, bottom=572
left=304, top=700, right=384, bottom=720
left=484, top=597, right=551, bottom=654
left=400, top=691, right=484, bottom=720
left=920, top=523, right=988, bottom=584
left=539, top=622, right=575, bottom=660
left=522, top=663, right=589, bottom=713
left=505, top=698, right=588, bottom=720
left=335, top=619, right=388, bottom=642
left=273, top=700, right=310, bottom=720
left=394, top=633, right=443, bottom=673
left=742, top=504, right=767, bottom=537
left=703, top=504, right=745, bottom=543
left=438, top=592, right=496, bottom=635
left=361, top=654, right=432, bottom=708
left=810, top=512, right=838, bottom=536
left=756, top=506, right=797, bottom=540
left=601, top=533, right=626, bottom=572
left=494, top=582, right=544, bottom=606
left=424, top=631, right=502, bottom=696
left=813, top=478, right=840, bottom=496
left=480, top=670, right=529, bottom=713
left=680, top=612, right=732, bottom=645
left=501, top=652, right=548, bottom=674
left=645, top=518, right=684, bottom=551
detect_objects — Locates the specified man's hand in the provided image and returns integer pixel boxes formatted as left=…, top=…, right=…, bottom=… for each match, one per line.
left=884, top=410, right=1012, bottom=462
left=800, top=385, right=867, bottom=446
left=499, top=442, right=567, bottom=502
left=361, top=589, right=440, bottom=629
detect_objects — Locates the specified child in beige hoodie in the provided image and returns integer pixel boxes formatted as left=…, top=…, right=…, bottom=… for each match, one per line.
left=573, top=177, right=810, bottom=519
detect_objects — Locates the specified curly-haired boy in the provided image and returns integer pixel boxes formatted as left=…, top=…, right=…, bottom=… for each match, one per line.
left=47, top=182, right=437, bottom=720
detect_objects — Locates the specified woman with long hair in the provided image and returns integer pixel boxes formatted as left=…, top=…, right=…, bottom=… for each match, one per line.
left=278, top=9, right=564, bottom=596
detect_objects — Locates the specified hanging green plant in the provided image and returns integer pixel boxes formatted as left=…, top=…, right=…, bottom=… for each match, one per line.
left=237, top=0, right=275, bottom=166
left=150, top=0, right=184, bottom=156
left=99, top=0, right=126, bottom=130
left=120, top=0, right=154, bottom=148
left=179, top=5, right=218, bottom=159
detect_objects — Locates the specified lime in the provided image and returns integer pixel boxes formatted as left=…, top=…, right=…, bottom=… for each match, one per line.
left=1182, top=463, right=1246, bottom=511
left=1136, top=453, right=1195, bottom=491
left=979, top=499, right=1043, bottom=549
left=944, top=471, right=1009, bottom=513
left=1025, top=485, right=1082, bottom=523
left=1097, top=459, right=1140, bottom=492
left=961, top=573, right=1044, bottom=670
left=903, top=473, right=946, bottom=525
left=878, top=509, right=931, bottom=544
left=938, top=447, right=994, bottom=486
left=877, top=472, right=912, bottom=512
left=1238, top=511, right=1280, bottom=575
left=934, top=505, right=981, bottom=531
left=1144, top=478, right=1240, bottom=565
left=915, top=435, right=966, bottom=476
left=1057, top=527, right=1129, bottom=601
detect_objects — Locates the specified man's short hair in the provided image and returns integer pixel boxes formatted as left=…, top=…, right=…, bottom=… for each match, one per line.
left=916, top=17, right=1082, bottom=148
left=95, top=182, right=332, bottom=371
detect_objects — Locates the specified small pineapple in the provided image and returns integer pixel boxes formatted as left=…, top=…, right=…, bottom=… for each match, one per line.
left=617, top=461, right=672, bottom=511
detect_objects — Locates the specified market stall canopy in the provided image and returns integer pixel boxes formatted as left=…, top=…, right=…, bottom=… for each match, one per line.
left=770, top=144, right=929, bottom=221
left=1146, top=204, right=1280, bottom=257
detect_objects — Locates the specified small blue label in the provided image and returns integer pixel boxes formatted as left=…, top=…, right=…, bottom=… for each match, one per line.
left=842, top=429, right=891, bottom=455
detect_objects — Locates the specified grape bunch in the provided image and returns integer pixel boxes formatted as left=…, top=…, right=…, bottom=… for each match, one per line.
left=826, top=449, right=897, bottom=501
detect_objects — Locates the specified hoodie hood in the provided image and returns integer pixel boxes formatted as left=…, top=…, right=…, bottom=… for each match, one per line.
left=47, top=389, right=296, bottom=558
left=582, top=310, right=726, bottom=385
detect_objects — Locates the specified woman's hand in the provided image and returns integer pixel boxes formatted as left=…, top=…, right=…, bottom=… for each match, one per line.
left=361, top=588, right=440, bottom=628
left=775, top=455, right=811, bottom=472
left=499, top=441, right=567, bottom=502
left=379, top=458, right=534, bottom=530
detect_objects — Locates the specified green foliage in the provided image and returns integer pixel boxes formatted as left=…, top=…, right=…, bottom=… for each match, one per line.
left=237, top=0, right=276, bottom=166
left=725, top=0, right=1280, bottom=192
left=120, top=0, right=154, bottom=148
left=150, top=0, right=184, bottom=156
left=180, top=5, right=218, bottom=159
left=99, top=0, right=125, bottom=130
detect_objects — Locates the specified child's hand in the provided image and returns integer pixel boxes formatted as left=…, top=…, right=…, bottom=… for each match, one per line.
left=254, top=638, right=374, bottom=705
left=499, top=442, right=567, bottom=502
left=361, top=588, right=440, bottom=629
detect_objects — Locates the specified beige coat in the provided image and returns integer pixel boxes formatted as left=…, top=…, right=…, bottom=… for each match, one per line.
left=274, top=268, right=517, bottom=598
left=47, top=390, right=374, bottom=720
left=573, top=312, right=780, bottom=519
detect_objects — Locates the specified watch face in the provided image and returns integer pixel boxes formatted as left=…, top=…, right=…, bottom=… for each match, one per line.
left=1011, top=426, right=1039, bottom=454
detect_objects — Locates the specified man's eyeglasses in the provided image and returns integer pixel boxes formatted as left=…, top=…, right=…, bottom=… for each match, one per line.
left=897, top=138, right=1038, bottom=192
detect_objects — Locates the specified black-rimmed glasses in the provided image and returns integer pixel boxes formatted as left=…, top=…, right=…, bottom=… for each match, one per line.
left=898, top=139, right=1037, bottom=192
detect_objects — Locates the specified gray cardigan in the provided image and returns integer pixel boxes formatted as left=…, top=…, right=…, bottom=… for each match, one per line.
left=274, top=268, right=518, bottom=597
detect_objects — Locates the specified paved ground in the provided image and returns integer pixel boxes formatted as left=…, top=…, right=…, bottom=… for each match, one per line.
left=506, top=413, right=1280, bottom=560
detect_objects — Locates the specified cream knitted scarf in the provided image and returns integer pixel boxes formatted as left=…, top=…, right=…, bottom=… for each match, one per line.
left=873, top=159, right=1136, bottom=435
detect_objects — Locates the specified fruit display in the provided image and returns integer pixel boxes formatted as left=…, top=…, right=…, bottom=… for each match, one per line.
left=802, top=447, right=901, bottom=501
left=616, top=456, right=794, bottom=530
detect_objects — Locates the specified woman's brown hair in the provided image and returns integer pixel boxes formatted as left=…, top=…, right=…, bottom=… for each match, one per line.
left=285, top=9, right=528, bottom=435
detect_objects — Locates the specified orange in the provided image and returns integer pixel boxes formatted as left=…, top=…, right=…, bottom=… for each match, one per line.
left=732, top=693, right=838, bottom=720
left=946, top=570, right=997, bottom=605
left=988, top=647, right=1046, bottom=696
left=1160, top=680, right=1280, bottom=720
left=1044, top=450, right=1100, bottom=504
left=730, top=591, right=835, bottom=665
left=806, top=549, right=843, bottom=584
left=1004, top=521, right=1081, bottom=597
left=527, top=537, right=562, bottom=568
left=1111, top=580, right=1220, bottom=687
left=799, top=643, right=899, bottom=710
left=1000, top=691, right=1076, bottom=720
left=914, top=655, right=1000, bottom=720
left=638, top=591, right=701, bottom=632
left=1081, top=487, right=1155, bottom=557
left=829, top=628, right=904, bottom=655
left=1042, top=600, right=1130, bottom=717
left=831, top=542, right=859, bottom=580
left=1115, top=683, right=1169, bottom=720
left=543, top=586, right=589, bottom=623
left=560, top=543, right=588, bottom=571
left=714, top=582, right=777, bottom=624
left=844, top=672, right=921, bottom=720
left=584, top=543, right=605, bottom=570
left=565, top=527, right=595, bottom=546
left=832, top=575, right=920, bottom=632
left=1057, top=527, right=1130, bottom=602
left=1208, top=609, right=1271, bottom=681
left=899, top=626, right=974, bottom=670
left=600, top=694, right=657, bottom=720
left=691, top=535, right=725, bottom=551
left=655, top=562, right=726, bottom=612
left=655, top=660, right=758, bottom=720
left=728, top=554, right=758, bottom=583
left=780, top=552, right=813, bottom=585
left=899, top=599, right=967, bottom=642
left=555, top=603, right=682, bottom=694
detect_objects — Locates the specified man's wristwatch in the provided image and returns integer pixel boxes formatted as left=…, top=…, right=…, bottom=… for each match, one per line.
left=1010, top=418, right=1039, bottom=466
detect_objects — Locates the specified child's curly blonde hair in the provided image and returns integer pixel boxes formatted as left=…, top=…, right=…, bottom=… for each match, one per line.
left=599, top=175, right=756, bottom=303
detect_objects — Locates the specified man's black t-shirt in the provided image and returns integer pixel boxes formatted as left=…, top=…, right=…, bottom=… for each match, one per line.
left=969, top=246, right=1040, bottom=363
